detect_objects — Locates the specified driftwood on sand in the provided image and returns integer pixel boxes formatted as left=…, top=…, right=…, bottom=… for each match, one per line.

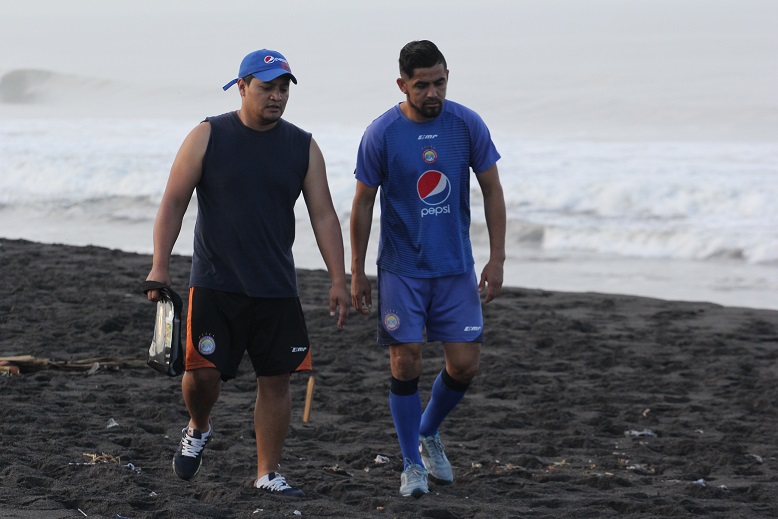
left=0, top=355, right=146, bottom=375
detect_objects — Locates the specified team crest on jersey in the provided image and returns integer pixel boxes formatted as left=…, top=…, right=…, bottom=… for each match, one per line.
left=198, top=335, right=216, bottom=355
left=422, top=147, right=438, bottom=164
left=383, top=312, right=400, bottom=331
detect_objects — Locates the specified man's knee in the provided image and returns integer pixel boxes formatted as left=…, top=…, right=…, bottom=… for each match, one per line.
left=186, top=367, right=222, bottom=390
left=256, top=373, right=291, bottom=397
left=444, top=344, right=481, bottom=383
left=446, top=362, right=479, bottom=383
left=390, top=344, right=422, bottom=379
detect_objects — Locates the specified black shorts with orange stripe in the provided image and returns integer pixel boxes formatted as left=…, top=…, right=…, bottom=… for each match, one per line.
left=185, top=287, right=312, bottom=380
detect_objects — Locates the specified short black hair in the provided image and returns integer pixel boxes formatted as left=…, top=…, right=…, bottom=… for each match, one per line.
left=398, top=40, right=447, bottom=79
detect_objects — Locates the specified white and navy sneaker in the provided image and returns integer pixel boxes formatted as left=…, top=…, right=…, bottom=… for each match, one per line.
left=254, top=472, right=305, bottom=497
left=172, top=425, right=212, bottom=480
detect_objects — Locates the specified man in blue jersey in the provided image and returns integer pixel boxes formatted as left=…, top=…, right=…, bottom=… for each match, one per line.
left=350, top=40, right=506, bottom=498
left=145, top=49, right=349, bottom=497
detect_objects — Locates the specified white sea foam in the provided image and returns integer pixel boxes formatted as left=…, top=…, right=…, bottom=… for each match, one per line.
left=3, top=119, right=775, bottom=264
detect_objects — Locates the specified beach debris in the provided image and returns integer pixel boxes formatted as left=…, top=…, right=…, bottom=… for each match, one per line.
left=693, top=478, right=706, bottom=486
left=294, top=511, right=302, bottom=516
left=493, top=463, right=519, bottom=475
left=641, top=408, right=651, bottom=417
left=303, top=375, right=315, bottom=423
left=374, top=454, right=390, bottom=464
left=588, top=462, right=615, bottom=477
left=252, top=509, right=264, bottom=514
left=626, top=463, right=655, bottom=475
left=107, top=418, right=119, bottom=428
left=0, top=355, right=145, bottom=374
left=471, top=462, right=482, bottom=468
left=324, top=464, right=352, bottom=477
left=619, top=452, right=654, bottom=470
left=84, top=452, right=122, bottom=464
left=149, top=491, right=158, bottom=497
left=70, top=452, right=140, bottom=473
left=0, top=360, right=21, bottom=376
left=547, top=460, right=569, bottom=470
left=78, top=509, right=87, bottom=517
left=747, top=453, right=763, bottom=464
left=625, top=429, right=656, bottom=438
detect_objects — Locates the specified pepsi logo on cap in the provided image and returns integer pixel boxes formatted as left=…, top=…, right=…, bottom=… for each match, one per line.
left=417, top=171, right=451, bottom=206
left=264, top=55, right=292, bottom=72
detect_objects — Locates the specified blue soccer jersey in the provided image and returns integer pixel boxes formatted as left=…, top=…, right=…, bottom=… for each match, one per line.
left=355, top=100, right=501, bottom=278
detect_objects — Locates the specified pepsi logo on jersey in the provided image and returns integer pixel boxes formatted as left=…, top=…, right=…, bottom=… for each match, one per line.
left=417, top=170, right=451, bottom=217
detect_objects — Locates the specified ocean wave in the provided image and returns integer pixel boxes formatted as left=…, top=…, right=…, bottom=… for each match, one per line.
left=1, top=118, right=776, bottom=268
left=0, top=69, right=114, bottom=105
left=469, top=220, right=778, bottom=266
left=0, top=69, right=225, bottom=118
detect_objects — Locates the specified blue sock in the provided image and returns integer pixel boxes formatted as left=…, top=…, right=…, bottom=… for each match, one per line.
left=419, top=370, right=469, bottom=437
left=389, top=377, right=422, bottom=467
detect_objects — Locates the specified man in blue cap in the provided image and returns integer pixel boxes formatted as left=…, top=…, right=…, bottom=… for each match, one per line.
left=145, top=49, right=349, bottom=496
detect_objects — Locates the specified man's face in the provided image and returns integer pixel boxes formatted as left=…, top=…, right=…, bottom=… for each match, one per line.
left=397, top=63, right=448, bottom=122
left=239, top=75, right=291, bottom=128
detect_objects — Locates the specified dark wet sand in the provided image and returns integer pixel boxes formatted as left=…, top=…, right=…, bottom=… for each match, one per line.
left=1, top=238, right=777, bottom=518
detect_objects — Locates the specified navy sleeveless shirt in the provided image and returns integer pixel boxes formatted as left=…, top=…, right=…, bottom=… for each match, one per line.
left=190, top=111, right=312, bottom=297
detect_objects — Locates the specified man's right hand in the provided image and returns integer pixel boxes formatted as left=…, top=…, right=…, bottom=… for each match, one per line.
left=350, top=272, right=372, bottom=315
left=144, top=270, right=172, bottom=302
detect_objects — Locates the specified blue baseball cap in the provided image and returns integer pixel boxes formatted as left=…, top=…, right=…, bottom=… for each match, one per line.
left=223, top=49, right=297, bottom=91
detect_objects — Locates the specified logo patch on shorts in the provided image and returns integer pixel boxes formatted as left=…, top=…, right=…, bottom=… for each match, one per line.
left=383, top=312, right=400, bottom=331
left=198, top=336, right=216, bottom=355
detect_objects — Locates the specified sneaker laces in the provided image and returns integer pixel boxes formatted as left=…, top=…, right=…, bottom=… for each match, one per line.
left=424, top=434, right=447, bottom=460
left=403, top=458, right=425, bottom=475
left=180, top=430, right=209, bottom=458
left=256, top=472, right=293, bottom=492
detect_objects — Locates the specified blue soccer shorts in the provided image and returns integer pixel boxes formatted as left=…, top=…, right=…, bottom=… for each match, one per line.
left=376, top=266, right=483, bottom=345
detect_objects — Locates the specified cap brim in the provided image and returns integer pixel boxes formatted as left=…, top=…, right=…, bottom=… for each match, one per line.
left=223, top=78, right=239, bottom=91
left=253, top=69, right=298, bottom=84
left=223, top=70, right=297, bottom=91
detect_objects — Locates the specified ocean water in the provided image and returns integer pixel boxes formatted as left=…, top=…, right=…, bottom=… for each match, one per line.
left=1, top=116, right=776, bottom=310
left=1, top=0, right=777, bottom=310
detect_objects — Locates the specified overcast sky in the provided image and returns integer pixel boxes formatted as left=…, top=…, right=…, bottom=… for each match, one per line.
left=2, top=0, right=776, bottom=139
